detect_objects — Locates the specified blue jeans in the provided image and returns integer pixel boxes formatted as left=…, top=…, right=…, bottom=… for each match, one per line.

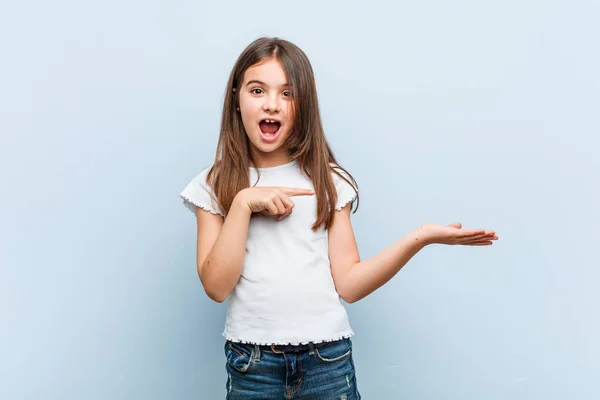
left=224, top=338, right=361, bottom=399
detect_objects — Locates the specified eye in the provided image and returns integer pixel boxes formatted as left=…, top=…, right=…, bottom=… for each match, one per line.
left=250, top=88, right=263, bottom=95
left=282, top=91, right=293, bottom=98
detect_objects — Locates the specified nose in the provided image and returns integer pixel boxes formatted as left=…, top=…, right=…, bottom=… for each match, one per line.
left=263, top=93, right=280, bottom=113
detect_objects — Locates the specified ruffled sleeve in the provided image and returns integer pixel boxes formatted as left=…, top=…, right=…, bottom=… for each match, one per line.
left=180, top=166, right=224, bottom=216
left=332, top=165, right=358, bottom=211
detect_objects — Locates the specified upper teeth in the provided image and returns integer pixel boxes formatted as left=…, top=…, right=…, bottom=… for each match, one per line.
left=265, top=119, right=277, bottom=123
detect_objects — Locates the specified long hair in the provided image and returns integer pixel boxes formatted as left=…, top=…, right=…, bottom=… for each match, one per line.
left=207, top=37, right=358, bottom=230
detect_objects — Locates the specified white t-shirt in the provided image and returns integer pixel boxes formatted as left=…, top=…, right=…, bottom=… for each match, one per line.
left=180, top=159, right=358, bottom=345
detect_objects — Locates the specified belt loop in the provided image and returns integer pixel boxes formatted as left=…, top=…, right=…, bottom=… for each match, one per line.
left=254, top=344, right=261, bottom=362
left=308, top=342, right=315, bottom=355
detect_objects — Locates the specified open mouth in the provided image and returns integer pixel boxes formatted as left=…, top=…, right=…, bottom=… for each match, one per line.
left=258, top=119, right=282, bottom=143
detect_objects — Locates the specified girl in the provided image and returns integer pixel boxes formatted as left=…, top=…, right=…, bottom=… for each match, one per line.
left=180, top=37, right=498, bottom=400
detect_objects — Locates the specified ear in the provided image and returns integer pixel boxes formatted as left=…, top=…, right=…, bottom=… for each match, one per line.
left=232, top=87, right=239, bottom=111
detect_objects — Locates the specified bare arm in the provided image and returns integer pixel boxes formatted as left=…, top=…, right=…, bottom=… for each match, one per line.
left=196, top=195, right=252, bottom=303
left=328, top=205, right=498, bottom=303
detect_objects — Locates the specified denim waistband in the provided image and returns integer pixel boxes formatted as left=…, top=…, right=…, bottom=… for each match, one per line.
left=227, top=338, right=347, bottom=354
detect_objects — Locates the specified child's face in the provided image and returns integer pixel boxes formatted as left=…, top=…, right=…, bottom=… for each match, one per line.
left=238, top=58, right=295, bottom=163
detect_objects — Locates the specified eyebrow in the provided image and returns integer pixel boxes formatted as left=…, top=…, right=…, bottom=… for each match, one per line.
left=245, top=80, right=291, bottom=88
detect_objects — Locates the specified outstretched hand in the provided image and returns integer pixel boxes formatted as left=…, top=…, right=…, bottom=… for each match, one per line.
left=419, top=222, right=498, bottom=246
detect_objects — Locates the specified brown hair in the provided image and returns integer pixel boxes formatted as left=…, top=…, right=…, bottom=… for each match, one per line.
left=207, top=37, right=358, bottom=230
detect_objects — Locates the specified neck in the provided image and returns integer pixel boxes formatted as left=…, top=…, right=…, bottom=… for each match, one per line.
left=250, top=148, right=293, bottom=169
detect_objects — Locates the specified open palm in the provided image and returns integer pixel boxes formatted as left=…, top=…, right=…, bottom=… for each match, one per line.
left=420, top=222, right=498, bottom=246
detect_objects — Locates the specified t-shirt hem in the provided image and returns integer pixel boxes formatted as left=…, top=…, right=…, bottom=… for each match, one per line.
left=335, top=193, right=357, bottom=211
left=222, top=331, right=355, bottom=346
left=180, top=193, right=224, bottom=216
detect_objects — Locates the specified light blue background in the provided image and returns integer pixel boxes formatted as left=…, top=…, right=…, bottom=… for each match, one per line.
left=2, top=0, right=598, bottom=399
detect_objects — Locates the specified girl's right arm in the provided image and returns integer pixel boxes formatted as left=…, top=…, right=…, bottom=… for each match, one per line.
left=195, top=187, right=314, bottom=302
left=195, top=194, right=251, bottom=303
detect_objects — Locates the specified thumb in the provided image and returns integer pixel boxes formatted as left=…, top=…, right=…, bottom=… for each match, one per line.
left=448, top=222, right=462, bottom=229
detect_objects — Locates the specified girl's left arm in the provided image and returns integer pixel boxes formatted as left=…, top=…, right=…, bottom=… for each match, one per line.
left=328, top=205, right=497, bottom=303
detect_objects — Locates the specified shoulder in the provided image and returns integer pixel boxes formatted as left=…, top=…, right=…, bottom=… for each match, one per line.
left=180, top=163, right=223, bottom=216
left=329, top=162, right=358, bottom=211
left=329, top=162, right=357, bottom=187
left=185, top=164, right=216, bottom=192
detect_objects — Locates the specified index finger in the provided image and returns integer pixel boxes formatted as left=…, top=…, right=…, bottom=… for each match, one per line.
left=280, top=187, right=315, bottom=197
